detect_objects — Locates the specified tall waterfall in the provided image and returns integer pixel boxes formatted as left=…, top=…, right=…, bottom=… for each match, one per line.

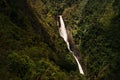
left=58, top=15, right=84, bottom=75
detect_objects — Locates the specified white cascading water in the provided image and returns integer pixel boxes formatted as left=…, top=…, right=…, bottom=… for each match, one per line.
left=58, top=15, right=84, bottom=75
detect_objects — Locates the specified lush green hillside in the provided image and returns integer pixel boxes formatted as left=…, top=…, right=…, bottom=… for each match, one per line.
left=0, top=0, right=120, bottom=80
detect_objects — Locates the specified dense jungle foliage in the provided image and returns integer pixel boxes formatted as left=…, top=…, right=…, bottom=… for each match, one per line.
left=0, top=0, right=120, bottom=80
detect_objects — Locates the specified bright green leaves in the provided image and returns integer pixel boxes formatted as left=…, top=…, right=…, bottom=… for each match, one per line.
left=7, top=53, right=71, bottom=80
left=7, top=53, right=35, bottom=80
left=35, top=59, right=69, bottom=80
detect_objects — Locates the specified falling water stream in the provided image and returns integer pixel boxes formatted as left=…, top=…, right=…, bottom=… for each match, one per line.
left=58, top=15, right=84, bottom=75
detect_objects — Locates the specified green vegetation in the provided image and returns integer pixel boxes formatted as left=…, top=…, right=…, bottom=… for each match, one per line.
left=0, top=0, right=120, bottom=80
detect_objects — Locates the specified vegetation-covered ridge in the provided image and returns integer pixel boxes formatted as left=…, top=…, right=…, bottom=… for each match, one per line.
left=0, top=0, right=120, bottom=80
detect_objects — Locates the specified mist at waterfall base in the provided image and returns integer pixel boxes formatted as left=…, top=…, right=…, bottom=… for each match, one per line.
left=57, top=15, right=84, bottom=75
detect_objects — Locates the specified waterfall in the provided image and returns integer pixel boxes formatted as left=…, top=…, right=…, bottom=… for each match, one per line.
left=58, top=15, right=84, bottom=75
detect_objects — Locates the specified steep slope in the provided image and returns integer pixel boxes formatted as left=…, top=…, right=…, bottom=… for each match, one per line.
left=0, top=0, right=120, bottom=80
left=61, top=0, right=120, bottom=80
left=0, top=0, right=81, bottom=80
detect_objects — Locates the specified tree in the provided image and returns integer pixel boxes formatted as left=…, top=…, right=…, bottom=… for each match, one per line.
left=7, top=53, right=35, bottom=80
